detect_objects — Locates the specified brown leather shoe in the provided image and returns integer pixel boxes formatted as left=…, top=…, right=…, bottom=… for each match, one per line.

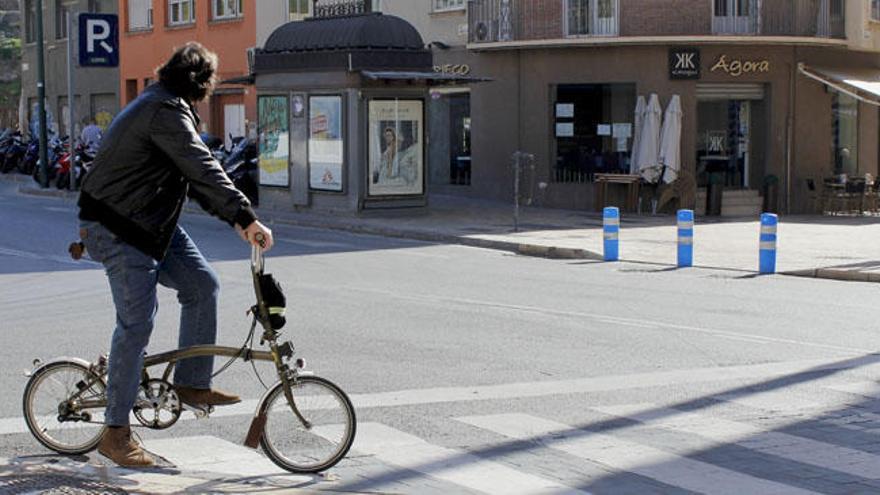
left=176, top=386, right=241, bottom=407
left=97, top=426, right=155, bottom=468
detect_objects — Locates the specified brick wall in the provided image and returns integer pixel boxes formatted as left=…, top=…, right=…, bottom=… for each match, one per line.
left=619, top=0, right=711, bottom=36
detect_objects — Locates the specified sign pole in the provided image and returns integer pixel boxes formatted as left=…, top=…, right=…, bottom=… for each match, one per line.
left=67, top=10, right=76, bottom=191
left=35, top=0, right=49, bottom=188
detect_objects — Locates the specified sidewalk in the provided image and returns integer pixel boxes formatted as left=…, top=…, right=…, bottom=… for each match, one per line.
left=9, top=174, right=880, bottom=283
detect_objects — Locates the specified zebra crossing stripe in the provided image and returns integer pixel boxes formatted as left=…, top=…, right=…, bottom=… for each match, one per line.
left=456, top=413, right=819, bottom=495
left=594, top=404, right=880, bottom=480
left=142, top=435, right=298, bottom=479
left=319, top=422, right=588, bottom=495
left=824, top=381, right=880, bottom=399
left=716, top=390, right=832, bottom=414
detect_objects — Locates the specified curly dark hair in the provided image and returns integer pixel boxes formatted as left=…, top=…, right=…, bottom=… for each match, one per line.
left=157, top=42, right=218, bottom=103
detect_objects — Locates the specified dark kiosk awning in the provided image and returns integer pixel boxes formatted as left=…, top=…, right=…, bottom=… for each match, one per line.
left=360, top=70, right=491, bottom=85
left=255, top=13, right=432, bottom=73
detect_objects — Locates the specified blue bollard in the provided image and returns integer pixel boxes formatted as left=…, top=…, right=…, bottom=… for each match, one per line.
left=759, top=213, right=778, bottom=274
left=677, top=209, right=694, bottom=268
left=603, top=207, right=620, bottom=262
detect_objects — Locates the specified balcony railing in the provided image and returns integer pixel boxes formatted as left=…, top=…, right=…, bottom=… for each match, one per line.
left=713, top=0, right=845, bottom=38
left=468, top=0, right=845, bottom=44
left=468, top=0, right=619, bottom=44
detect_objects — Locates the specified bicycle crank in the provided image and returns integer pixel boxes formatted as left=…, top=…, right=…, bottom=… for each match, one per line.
left=133, top=379, right=181, bottom=429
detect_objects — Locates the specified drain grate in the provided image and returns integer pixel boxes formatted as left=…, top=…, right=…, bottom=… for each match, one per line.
left=0, top=473, right=128, bottom=495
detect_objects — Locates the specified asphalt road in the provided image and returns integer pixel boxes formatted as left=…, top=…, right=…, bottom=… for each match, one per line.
left=1, top=182, right=880, bottom=494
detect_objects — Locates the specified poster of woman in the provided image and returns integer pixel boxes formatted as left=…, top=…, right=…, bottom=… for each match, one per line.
left=258, top=96, right=290, bottom=187
left=368, top=99, right=424, bottom=196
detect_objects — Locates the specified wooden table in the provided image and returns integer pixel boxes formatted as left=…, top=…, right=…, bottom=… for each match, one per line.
left=594, top=173, right=641, bottom=212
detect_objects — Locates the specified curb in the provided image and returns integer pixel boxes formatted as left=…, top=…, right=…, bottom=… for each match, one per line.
left=784, top=268, right=880, bottom=283
left=183, top=204, right=605, bottom=261
left=18, top=185, right=79, bottom=199
left=15, top=187, right=875, bottom=282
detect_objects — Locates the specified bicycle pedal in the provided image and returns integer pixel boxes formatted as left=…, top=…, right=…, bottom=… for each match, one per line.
left=182, top=402, right=213, bottom=419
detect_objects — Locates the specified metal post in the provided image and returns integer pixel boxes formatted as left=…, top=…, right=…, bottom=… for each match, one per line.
left=513, top=152, right=520, bottom=233
left=36, top=0, right=49, bottom=188
left=759, top=213, right=778, bottom=274
left=677, top=209, right=694, bottom=267
left=603, top=207, right=620, bottom=262
left=67, top=10, right=76, bottom=191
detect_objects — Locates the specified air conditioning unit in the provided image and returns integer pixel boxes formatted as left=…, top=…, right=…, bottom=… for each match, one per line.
left=474, top=21, right=493, bottom=41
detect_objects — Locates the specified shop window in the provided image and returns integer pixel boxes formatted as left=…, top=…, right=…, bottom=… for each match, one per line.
left=433, top=0, right=465, bottom=12
left=55, top=0, right=69, bottom=40
left=554, top=84, right=636, bottom=183
left=168, top=0, right=195, bottom=25
left=289, top=0, right=311, bottom=21
left=213, top=0, right=243, bottom=20
left=128, top=0, right=153, bottom=30
left=24, top=0, right=36, bottom=43
left=832, top=91, right=858, bottom=177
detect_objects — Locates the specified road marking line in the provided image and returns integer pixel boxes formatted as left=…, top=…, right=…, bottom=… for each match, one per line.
left=341, top=287, right=873, bottom=354
left=4, top=357, right=873, bottom=436
left=0, top=247, right=100, bottom=266
left=457, top=413, right=819, bottom=495
left=277, top=238, right=352, bottom=249
left=594, top=403, right=880, bottom=480
left=321, top=422, right=586, bottom=494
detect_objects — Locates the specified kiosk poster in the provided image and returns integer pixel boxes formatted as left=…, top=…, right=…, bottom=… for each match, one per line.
left=368, top=99, right=424, bottom=196
left=257, top=96, right=290, bottom=187
left=308, top=96, right=344, bottom=192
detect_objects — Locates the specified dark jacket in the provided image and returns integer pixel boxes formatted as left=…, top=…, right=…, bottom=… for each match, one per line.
left=78, top=83, right=256, bottom=260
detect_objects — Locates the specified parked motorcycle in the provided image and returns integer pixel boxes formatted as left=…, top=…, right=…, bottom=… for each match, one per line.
left=55, top=141, right=95, bottom=190
left=0, top=131, right=25, bottom=174
left=32, top=135, right=69, bottom=184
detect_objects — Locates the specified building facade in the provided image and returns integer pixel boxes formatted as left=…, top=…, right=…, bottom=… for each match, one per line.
left=20, top=0, right=119, bottom=136
left=466, top=0, right=880, bottom=215
left=119, top=0, right=262, bottom=147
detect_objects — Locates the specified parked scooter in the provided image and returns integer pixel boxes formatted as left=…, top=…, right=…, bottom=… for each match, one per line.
left=0, top=131, right=25, bottom=174
left=55, top=141, right=95, bottom=190
left=32, top=135, right=69, bottom=184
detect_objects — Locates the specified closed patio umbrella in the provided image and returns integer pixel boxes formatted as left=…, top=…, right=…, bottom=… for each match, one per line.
left=630, top=95, right=646, bottom=174
left=658, top=94, right=682, bottom=184
left=636, top=93, right=662, bottom=182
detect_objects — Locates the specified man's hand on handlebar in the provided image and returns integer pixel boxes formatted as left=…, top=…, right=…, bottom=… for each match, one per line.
left=236, top=220, right=274, bottom=251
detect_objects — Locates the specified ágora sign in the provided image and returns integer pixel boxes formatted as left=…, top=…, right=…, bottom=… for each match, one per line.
left=710, top=55, right=770, bottom=77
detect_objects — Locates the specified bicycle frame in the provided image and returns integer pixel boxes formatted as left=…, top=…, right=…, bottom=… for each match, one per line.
left=54, top=241, right=310, bottom=438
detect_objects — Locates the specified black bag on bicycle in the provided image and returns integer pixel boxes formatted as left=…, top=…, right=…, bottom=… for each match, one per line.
left=258, top=272, right=286, bottom=330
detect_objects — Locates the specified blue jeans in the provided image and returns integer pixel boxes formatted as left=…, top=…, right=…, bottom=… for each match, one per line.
left=80, top=221, right=220, bottom=426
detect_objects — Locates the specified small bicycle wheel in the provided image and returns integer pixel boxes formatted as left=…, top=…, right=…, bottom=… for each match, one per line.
left=23, top=360, right=107, bottom=455
left=260, top=375, right=356, bottom=473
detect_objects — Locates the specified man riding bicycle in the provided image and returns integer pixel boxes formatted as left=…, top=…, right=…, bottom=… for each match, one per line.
left=77, top=43, right=274, bottom=468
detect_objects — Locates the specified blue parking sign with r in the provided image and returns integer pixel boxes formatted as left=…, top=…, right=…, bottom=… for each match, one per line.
left=79, top=14, right=118, bottom=67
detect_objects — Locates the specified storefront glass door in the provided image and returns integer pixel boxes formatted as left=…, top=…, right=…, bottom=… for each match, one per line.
left=697, top=98, right=765, bottom=190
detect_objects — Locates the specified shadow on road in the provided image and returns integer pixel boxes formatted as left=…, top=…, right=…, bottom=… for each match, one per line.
left=329, top=353, right=880, bottom=494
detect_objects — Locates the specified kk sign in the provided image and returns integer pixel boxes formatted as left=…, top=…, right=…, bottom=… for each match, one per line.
left=669, top=47, right=700, bottom=80
left=79, top=14, right=118, bottom=67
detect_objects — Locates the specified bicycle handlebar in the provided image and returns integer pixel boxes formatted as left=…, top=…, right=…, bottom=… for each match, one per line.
left=250, top=233, right=265, bottom=275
